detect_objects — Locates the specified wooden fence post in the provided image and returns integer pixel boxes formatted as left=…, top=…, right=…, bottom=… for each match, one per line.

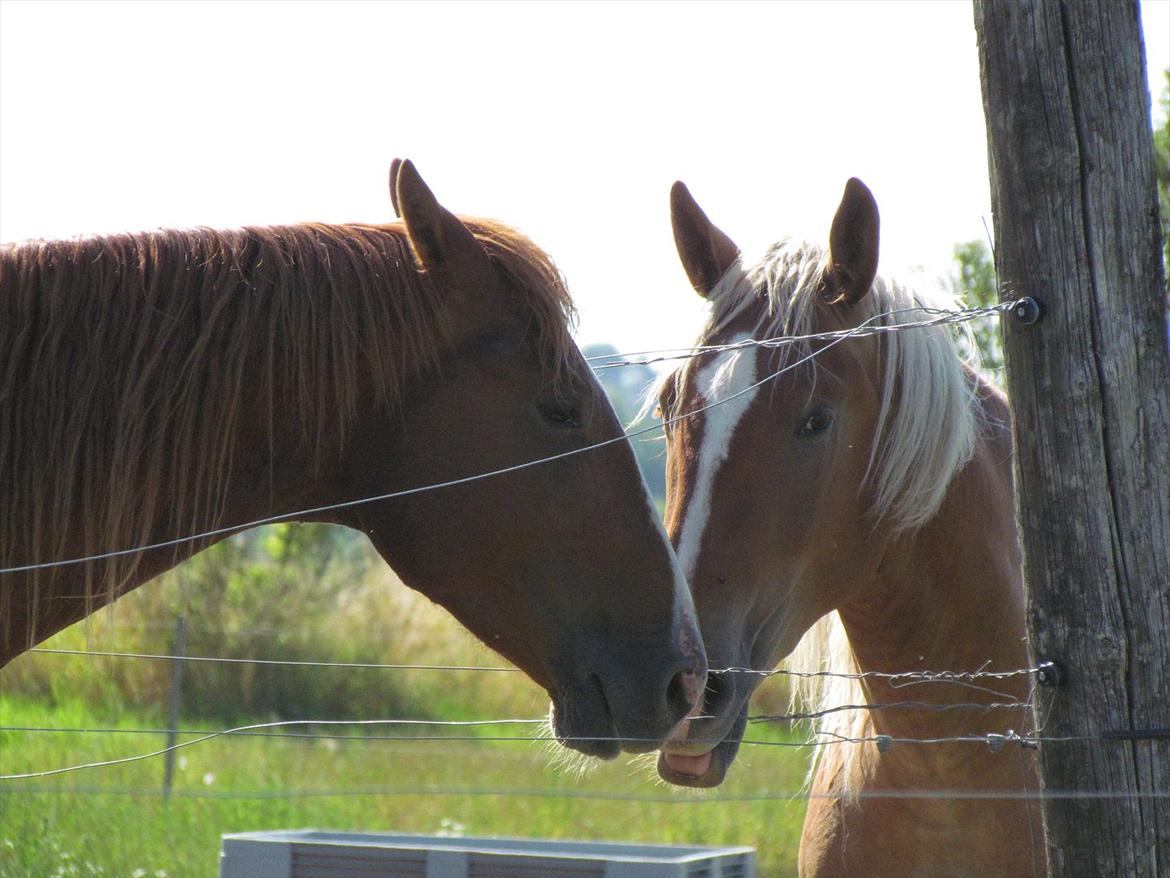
left=973, top=1, right=1169, bottom=874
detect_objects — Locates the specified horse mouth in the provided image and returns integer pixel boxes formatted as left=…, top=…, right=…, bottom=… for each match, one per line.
left=656, top=708, right=748, bottom=788
left=550, top=674, right=668, bottom=760
left=550, top=683, right=621, bottom=760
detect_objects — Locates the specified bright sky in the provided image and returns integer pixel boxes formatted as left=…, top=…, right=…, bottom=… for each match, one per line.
left=2, top=0, right=1167, bottom=355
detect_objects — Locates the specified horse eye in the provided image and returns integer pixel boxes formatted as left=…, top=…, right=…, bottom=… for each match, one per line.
left=539, top=401, right=582, bottom=429
left=798, top=407, right=834, bottom=437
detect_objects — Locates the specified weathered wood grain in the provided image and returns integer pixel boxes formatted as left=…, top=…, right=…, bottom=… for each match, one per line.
left=974, top=1, right=1169, bottom=874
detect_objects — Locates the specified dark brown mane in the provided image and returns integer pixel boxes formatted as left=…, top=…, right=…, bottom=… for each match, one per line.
left=0, top=219, right=575, bottom=612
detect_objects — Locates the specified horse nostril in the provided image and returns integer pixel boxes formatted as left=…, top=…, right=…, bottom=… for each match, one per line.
left=702, top=669, right=736, bottom=717
left=666, top=665, right=706, bottom=720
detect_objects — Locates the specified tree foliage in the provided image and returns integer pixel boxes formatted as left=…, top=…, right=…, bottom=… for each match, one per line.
left=946, top=229, right=1169, bottom=382
left=952, top=68, right=1169, bottom=385
left=950, top=238, right=1004, bottom=378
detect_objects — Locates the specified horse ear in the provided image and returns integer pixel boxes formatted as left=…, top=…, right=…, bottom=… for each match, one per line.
left=395, top=160, right=492, bottom=279
left=823, top=178, right=880, bottom=307
left=388, top=158, right=403, bottom=217
left=670, top=181, right=740, bottom=298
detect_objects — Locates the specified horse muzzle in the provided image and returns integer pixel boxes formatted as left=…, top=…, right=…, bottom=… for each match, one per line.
left=548, top=638, right=707, bottom=759
left=656, top=665, right=752, bottom=787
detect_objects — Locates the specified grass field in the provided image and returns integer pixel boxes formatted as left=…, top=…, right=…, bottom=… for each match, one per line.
left=0, top=693, right=810, bottom=877
left=1, top=535, right=810, bottom=876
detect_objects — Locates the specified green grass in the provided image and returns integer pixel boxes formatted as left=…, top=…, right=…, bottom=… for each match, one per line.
left=1, top=694, right=809, bottom=877
left=1, top=539, right=810, bottom=875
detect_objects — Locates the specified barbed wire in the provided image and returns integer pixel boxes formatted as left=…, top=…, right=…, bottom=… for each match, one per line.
left=2, top=714, right=1154, bottom=784
left=717, top=663, right=1043, bottom=682
left=0, top=724, right=555, bottom=741
left=0, top=300, right=1017, bottom=575
left=0, top=695, right=1036, bottom=742
left=3, top=784, right=1165, bottom=803
left=0, top=723, right=1039, bottom=782
left=586, top=302, right=1016, bottom=370
left=748, top=700, right=1033, bottom=724
left=2, top=665, right=1151, bottom=782
left=25, top=647, right=519, bottom=673
left=23, top=647, right=1046, bottom=686
left=8, top=649, right=1052, bottom=783
left=0, top=718, right=549, bottom=781
left=1, top=298, right=1056, bottom=784
left=727, top=662, right=1039, bottom=700
left=0, top=650, right=1114, bottom=787
left=5, top=297, right=1157, bottom=832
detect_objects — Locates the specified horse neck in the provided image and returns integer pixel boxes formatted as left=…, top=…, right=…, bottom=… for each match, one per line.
left=0, top=363, right=346, bottom=666
left=837, top=386, right=1031, bottom=732
left=800, top=387, right=1048, bottom=878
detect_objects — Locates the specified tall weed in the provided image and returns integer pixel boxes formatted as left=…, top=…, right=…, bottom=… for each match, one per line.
left=3, top=524, right=545, bottom=724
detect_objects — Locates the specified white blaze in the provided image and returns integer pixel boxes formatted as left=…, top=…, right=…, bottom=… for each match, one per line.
left=676, top=335, right=759, bottom=580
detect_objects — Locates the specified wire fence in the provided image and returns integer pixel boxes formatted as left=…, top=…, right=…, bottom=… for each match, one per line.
left=5, top=297, right=1160, bottom=806
left=584, top=302, right=1018, bottom=370
left=2, top=646, right=1157, bottom=791
left=7, top=784, right=1165, bottom=803
left=0, top=300, right=1019, bottom=576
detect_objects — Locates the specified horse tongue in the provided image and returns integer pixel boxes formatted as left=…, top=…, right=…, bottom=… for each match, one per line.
left=663, top=751, right=713, bottom=778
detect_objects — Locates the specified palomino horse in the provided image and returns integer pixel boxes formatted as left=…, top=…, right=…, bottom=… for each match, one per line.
left=0, top=160, right=706, bottom=759
left=655, top=179, right=1044, bottom=876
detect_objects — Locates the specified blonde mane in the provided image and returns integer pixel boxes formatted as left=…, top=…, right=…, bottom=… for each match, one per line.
left=675, top=239, right=983, bottom=791
left=0, top=219, right=574, bottom=642
left=699, top=239, right=980, bottom=533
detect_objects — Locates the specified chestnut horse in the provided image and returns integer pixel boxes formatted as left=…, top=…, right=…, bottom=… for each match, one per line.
left=0, top=160, right=706, bottom=759
left=655, top=179, right=1044, bottom=876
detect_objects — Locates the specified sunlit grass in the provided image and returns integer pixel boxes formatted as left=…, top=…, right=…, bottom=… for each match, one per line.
left=1, top=529, right=809, bottom=875
left=1, top=694, right=808, bottom=877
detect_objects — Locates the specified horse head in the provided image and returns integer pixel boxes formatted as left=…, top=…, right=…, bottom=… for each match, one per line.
left=656, top=179, right=895, bottom=786
left=339, top=161, right=708, bottom=759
